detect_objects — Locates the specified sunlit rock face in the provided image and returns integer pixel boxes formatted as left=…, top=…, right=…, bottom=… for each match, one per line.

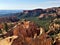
left=0, top=19, right=60, bottom=45
left=13, top=20, right=40, bottom=37
left=54, top=33, right=60, bottom=45
left=0, top=7, right=60, bottom=45
left=0, top=36, right=18, bottom=45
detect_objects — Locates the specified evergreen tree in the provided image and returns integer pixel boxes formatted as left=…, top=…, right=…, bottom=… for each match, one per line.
left=0, top=29, right=2, bottom=34
left=4, top=23, right=8, bottom=32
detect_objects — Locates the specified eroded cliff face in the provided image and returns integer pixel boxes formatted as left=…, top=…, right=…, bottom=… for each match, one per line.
left=0, top=7, right=60, bottom=45
left=22, top=7, right=60, bottom=18
left=0, top=18, right=60, bottom=45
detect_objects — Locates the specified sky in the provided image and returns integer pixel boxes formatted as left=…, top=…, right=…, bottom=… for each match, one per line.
left=0, top=0, right=60, bottom=10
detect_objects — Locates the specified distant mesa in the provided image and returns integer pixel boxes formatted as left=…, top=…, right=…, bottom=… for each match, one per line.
left=0, top=7, right=60, bottom=22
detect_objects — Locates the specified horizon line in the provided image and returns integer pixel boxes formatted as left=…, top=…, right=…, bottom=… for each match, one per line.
left=0, top=6, right=60, bottom=10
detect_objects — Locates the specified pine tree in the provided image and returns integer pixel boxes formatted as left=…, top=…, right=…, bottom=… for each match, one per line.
left=4, top=23, right=8, bottom=32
